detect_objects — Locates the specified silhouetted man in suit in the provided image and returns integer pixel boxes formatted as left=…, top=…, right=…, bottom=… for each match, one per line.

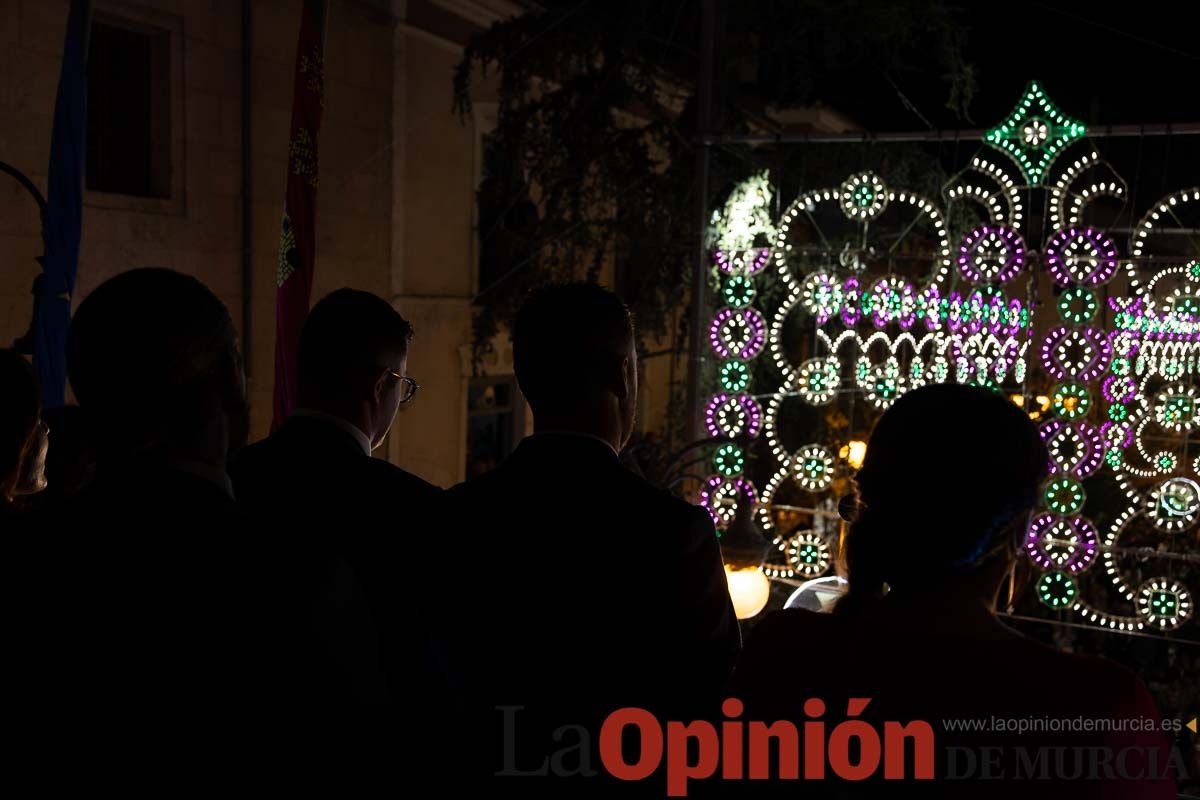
left=440, top=282, right=739, bottom=790
left=13, top=268, right=270, bottom=770
left=231, top=288, right=436, bottom=707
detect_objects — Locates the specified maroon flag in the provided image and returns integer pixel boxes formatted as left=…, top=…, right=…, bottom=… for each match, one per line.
left=273, top=0, right=328, bottom=430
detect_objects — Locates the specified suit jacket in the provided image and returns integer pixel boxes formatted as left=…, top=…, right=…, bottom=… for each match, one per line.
left=438, top=433, right=740, bottom=785
left=230, top=415, right=439, bottom=706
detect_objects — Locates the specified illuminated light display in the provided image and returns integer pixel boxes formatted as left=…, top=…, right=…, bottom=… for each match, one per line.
left=1039, top=326, right=1112, bottom=382
left=1057, top=286, right=1099, bottom=323
left=1038, top=572, right=1078, bottom=609
left=1135, top=578, right=1193, bottom=630
left=1044, top=227, right=1119, bottom=286
left=792, top=444, right=835, bottom=493
left=795, top=357, right=841, bottom=405
left=1146, top=477, right=1200, bottom=532
left=701, top=475, right=758, bottom=529
left=1024, top=513, right=1098, bottom=574
left=786, top=531, right=831, bottom=578
left=957, top=225, right=1025, bottom=284
left=1051, top=382, right=1092, bottom=420
left=983, top=81, right=1085, bottom=185
left=719, top=359, right=751, bottom=393
left=723, top=274, right=757, bottom=308
left=839, top=172, right=888, bottom=220
left=1040, top=420, right=1103, bottom=479
left=709, top=307, right=767, bottom=361
left=1044, top=477, right=1086, bottom=516
left=713, top=443, right=746, bottom=478
left=705, top=392, right=763, bottom=439
left=698, top=86, right=1197, bottom=634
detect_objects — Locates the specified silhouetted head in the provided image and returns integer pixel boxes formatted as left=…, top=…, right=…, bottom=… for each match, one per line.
left=297, top=288, right=415, bottom=450
left=0, top=349, right=40, bottom=500
left=840, top=384, right=1047, bottom=609
left=512, top=282, right=637, bottom=451
left=67, top=268, right=247, bottom=466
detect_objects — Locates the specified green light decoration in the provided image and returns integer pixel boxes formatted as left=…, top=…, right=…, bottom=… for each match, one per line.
left=1150, top=591, right=1178, bottom=616
left=1188, top=260, right=1200, bottom=281
left=1105, top=448, right=1123, bottom=469
left=719, top=359, right=751, bottom=393
left=714, top=443, right=746, bottom=477
left=983, top=81, right=1085, bottom=185
left=795, top=542, right=822, bottom=565
left=1057, top=287, right=1098, bottom=324
left=723, top=274, right=757, bottom=309
left=1038, top=572, right=1078, bottom=609
left=1052, top=382, right=1091, bottom=419
left=1108, top=403, right=1128, bottom=422
left=1044, top=478, right=1086, bottom=515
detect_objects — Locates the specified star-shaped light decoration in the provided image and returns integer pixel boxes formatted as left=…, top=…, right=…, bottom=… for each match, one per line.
left=984, top=81, right=1085, bottom=186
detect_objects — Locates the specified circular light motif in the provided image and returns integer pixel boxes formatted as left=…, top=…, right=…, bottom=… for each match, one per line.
left=1165, top=289, right=1200, bottom=319
left=796, top=358, right=840, bottom=406
left=867, top=277, right=917, bottom=328
left=713, top=443, right=746, bottom=477
left=1135, top=578, right=1193, bottom=630
left=786, top=532, right=831, bottom=578
left=1057, top=287, right=1098, bottom=323
left=1099, top=420, right=1132, bottom=449
left=857, top=356, right=912, bottom=410
left=1040, top=327, right=1112, bottom=382
left=705, top=393, right=763, bottom=439
left=723, top=275, right=757, bottom=309
left=1037, top=572, right=1077, bottom=609
left=1044, top=227, right=1119, bottom=286
left=839, top=172, right=888, bottom=221
left=1024, top=513, right=1098, bottom=574
left=1153, top=384, right=1199, bottom=433
left=714, top=248, right=770, bottom=275
left=1040, top=420, right=1103, bottom=479
left=1102, top=375, right=1136, bottom=404
left=719, top=359, right=751, bottom=393
left=1043, top=478, right=1086, bottom=515
left=799, top=272, right=844, bottom=324
left=792, top=444, right=834, bottom=493
left=709, top=307, right=766, bottom=360
left=1147, top=477, right=1200, bottom=532
left=1051, top=382, right=1091, bottom=420
left=701, top=475, right=758, bottom=529
left=1022, top=119, right=1049, bottom=147
left=957, top=226, right=1025, bottom=284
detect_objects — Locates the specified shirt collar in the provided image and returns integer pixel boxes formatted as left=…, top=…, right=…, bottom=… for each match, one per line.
left=291, top=408, right=373, bottom=456
left=168, top=458, right=236, bottom=499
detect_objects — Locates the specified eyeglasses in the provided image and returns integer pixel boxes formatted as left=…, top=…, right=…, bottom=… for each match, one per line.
left=386, top=369, right=420, bottom=404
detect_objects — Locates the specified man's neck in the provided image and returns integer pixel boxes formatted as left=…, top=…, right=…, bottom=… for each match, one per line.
left=292, top=407, right=373, bottom=456
left=532, top=422, right=620, bottom=456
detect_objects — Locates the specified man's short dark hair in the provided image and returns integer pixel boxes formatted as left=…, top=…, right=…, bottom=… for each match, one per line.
left=512, top=282, right=633, bottom=416
left=67, top=267, right=242, bottom=453
left=297, top=288, right=414, bottom=404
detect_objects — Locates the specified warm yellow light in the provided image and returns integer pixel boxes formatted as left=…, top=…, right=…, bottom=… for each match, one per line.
left=724, top=565, right=770, bottom=619
left=1036, top=395, right=1051, bottom=412
left=1010, top=393, right=1025, bottom=407
left=838, top=439, right=868, bottom=470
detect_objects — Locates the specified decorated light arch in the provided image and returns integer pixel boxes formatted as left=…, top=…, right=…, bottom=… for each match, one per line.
left=700, top=81, right=1198, bottom=637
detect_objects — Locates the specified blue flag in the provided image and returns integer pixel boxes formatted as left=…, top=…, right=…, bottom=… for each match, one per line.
left=35, top=0, right=90, bottom=407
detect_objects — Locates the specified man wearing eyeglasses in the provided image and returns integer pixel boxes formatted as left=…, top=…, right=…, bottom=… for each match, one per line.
left=231, top=288, right=436, bottom=711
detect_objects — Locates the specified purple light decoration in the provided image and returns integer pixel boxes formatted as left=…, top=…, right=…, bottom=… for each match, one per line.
left=841, top=278, right=862, bottom=327
left=1044, top=227, right=1118, bottom=287
left=704, top=392, right=763, bottom=439
left=920, top=285, right=942, bottom=331
left=1039, top=326, right=1113, bottom=382
left=945, top=292, right=964, bottom=333
left=1024, top=513, right=1098, bottom=574
left=1040, top=420, right=1104, bottom=479
left=869, top=278, right=916, bottom=329
left=1102, top=375, right=1136, bottom=404
left=1004, top=298, right=1023, bottom=337
left=957, top=225, right=1026, bottom=284
left=701, top=474, right=759, bottom=528
left=709, top=307, right=766, bottom=360
left=1099, top=420, right=1133, bottom=449
left=714, top=248, right=771, bottom=276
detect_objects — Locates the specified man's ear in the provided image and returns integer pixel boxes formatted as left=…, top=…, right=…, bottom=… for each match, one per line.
left=372, top=369, right=390, bottom=405
left=610, top=355, right=632, bottom=401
